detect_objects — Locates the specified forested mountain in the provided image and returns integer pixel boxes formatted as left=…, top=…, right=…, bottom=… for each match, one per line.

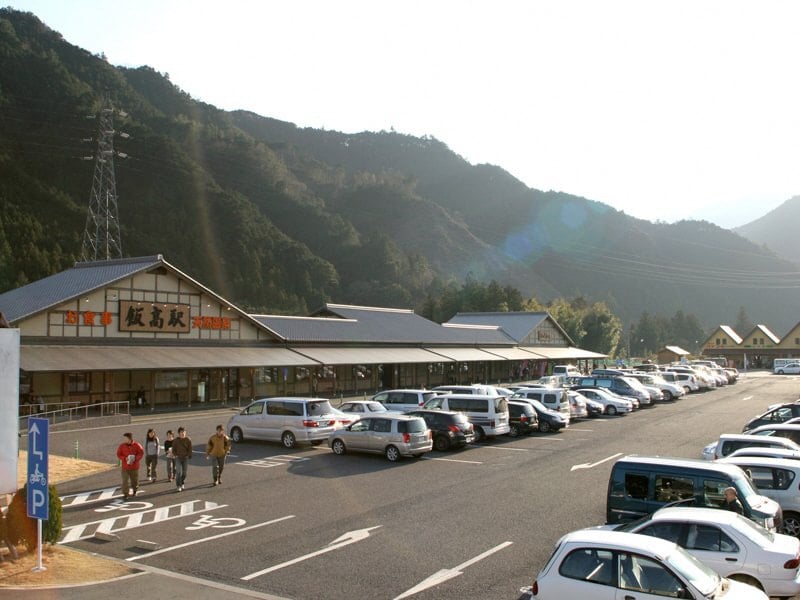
left=2, top=8, right=799, bottom=333
left=734, top=196, right=800, bottom=264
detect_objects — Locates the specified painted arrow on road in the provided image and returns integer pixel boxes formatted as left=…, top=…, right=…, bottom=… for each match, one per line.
left=241, top=526, right=381, bottom=581
left=570, top=452, right=622, bottom=471
left=394, top=541, right=513, bottom=599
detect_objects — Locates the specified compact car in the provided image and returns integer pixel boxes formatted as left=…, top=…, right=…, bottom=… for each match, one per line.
left=328, top=414, right=432, bottom=461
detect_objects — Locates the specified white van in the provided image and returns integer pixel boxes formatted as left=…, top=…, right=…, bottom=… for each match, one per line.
left=372, top=389, right=440, bottom=412
left=423, top=394, right=510, bottom=442
left=509, top=387, right=571, bottom=424
left=552, top=364, right=581, bottom=378
left=227, top=397, right=338, bottom=448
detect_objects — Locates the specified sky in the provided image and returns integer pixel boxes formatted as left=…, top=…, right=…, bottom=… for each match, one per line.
left=6, top=0, right=800, bottom=228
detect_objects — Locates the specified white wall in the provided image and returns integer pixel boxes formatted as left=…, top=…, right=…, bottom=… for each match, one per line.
left=0, top=329, right=19, bottom=494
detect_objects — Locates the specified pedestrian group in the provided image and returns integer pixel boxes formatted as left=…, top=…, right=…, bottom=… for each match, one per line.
left=116, top=424, right=231, bottom=499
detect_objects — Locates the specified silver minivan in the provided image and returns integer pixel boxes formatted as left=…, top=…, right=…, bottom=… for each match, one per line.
left=227, top=397, right=338, bottom=448
left=423, top=393, right=510, bottom=441
left=510, top=387, right=571, bottom=424
left=328, top=414, right=432, bottom=461
left=372, top=389, right=440, bottom=412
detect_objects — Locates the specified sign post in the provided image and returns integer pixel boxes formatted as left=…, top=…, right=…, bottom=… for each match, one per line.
left=27, top=417, right=49, bottom=572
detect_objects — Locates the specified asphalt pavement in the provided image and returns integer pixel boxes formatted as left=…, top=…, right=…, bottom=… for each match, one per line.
left=11, top=370, right=798, bottom=599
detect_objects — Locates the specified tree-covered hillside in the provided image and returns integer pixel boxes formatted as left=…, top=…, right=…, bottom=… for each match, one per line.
left=2, top=8, right=799, bottom=333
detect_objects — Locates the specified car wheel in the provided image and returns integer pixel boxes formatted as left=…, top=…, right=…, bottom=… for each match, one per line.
left=433, top=435, right=451, bottom=452
left=683, top=385, right=691, bottom=394
left=606, top=405, right=618, bottom=416
left=385, top=445, right=401, bottom=462
left=728, top=574, right=764, bottom=592
left=663, top=390, right=674, bottom=401
left=473, top=427, right=484, bottom=443
left=509, top=424, right=520, bottom=438
left=783, top=512, right=800, bottom=537
left=538, top=421, right=551, bottom=433
left=281, top=431, right=296, bottom=448
left=230, top=427, right=243, bottom=443
left=778, top=370, right=785, bottom=375
left=331, top=439, right=346, bottom=455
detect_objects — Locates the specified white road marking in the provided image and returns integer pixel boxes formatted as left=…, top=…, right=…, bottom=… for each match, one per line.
left=394, top=541, right=513, bottom=599
left=237, top=455, right=310, bottom=468
left=421, top=457, right=483, bottom=464
left=242, top=526, right=381, bottom=581
left=571, top=452, right=623, bottom=472
left=128, top=515, right=295, bottom=561
left=60, top=500, right=227, bottom=543
left=482, top=446, right=530, bottom=451
left=742, top=395, right=753, bottom=401
left=61, top=487, right=119, bottom=507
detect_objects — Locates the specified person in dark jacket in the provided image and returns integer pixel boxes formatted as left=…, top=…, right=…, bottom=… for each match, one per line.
left=171, top=426, right=192, bottom=492
left=722, top=486, right=744, bottom=514
left=116, top=432, right=144, bottom=501
left=144, top=428, right=159, bottom=482
left=163, top=429, right=176, bottom=482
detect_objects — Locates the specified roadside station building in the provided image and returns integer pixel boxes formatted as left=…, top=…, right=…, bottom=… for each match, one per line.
left=0, top=255, right=605, bottom=411
left=701, top=323, right=800, bottom=368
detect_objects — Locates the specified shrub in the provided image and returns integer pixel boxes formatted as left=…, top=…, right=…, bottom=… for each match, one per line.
left=6, top=484, right=63, bottom=550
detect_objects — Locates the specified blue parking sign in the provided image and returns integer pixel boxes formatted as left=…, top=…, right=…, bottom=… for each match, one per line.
left=27, top=417, right=49, bottom=520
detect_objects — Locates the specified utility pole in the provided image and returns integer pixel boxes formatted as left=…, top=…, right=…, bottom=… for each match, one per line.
left=81, top=93, right=129, bottom=261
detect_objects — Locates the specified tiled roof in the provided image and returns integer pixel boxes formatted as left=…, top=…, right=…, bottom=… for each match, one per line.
left=0, top=256, right=163, bottom=324
left=446, top=311, right=571, bottom=344
left=255, top=304, right=516, bottom=345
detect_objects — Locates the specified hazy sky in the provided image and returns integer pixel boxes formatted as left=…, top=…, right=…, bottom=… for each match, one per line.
left=7, top=0, right=800, bottom=228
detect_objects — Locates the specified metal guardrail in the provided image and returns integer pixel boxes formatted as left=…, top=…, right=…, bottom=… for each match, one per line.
left=18, top=401, right=130, bottom=432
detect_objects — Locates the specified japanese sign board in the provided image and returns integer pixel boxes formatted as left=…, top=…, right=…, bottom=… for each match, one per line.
left=119, top=301, right=191, bottom=333
left=27, top=417, right=49, bottom=520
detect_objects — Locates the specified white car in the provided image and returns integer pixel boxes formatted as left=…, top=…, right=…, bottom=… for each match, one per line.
left=338, top=400, right=398, bottom=415
left=566, top=390, right=589, bottom=419
left=702, top=433, right=800, bottom=461
left=719, top=455, right=800, bottom=537
left=775, top=362, right=800, bottom=375
left=531, top=529, right=767, bottom=600
left=574, top=388, right=632, bottom=416
left=606, top=506, right=800, bottom=598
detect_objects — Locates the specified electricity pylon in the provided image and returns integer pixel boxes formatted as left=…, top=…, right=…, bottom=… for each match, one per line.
left=81, top=93, right=128, bottom=261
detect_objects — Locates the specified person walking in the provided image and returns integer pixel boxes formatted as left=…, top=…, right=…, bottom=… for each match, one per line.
left=144, top=428, right=159, bottom=482
left=172, top=426, right=192, bottom=492
left=116, top=432, right=144, bottom=501
left=164, top=429, right=176, bottom=482
left=206, top=424, right=232, bottom=486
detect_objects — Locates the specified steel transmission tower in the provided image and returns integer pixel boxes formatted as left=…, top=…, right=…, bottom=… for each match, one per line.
left=81, top=94, right=128, bottom=261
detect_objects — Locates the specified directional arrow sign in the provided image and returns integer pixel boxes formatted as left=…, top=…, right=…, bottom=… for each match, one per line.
left=394, top=541, right=513, bottom=599
left=27, top=417, right=49, bottom=520
left=241, top=526, right=381, bottom=581
left=570, top=452, right=622, bottom=472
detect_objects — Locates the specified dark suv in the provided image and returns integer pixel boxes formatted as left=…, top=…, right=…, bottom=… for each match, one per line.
left=507, top=401, right=539, bottom=437
left=406, top=409, right=475, bottom=451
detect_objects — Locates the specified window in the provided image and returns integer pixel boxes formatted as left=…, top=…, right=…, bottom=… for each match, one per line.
left=703, top=479, right=730, bottom=508
left=618, top=552, right=685, bottom=597
left=351, top=420, right=370, bottom=432
left=655, top=475, right=694, bottom=502
left=624, top=473, right=649, bottom=499
left=372, top=419, right=391, bottom=433
left=243, top=402, right=265, bottom=416
left=67, top=372, right=90, bottom=393
left=685, top=524, right=739, bottom=553
left=748, top=466, right=795, bottom=490
left=638, top=522, right=683, bottom=544
left=559, top=548, right=614, bottom=586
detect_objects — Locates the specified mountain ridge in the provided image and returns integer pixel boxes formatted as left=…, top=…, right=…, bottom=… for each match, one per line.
left=1, top=8, right=799, bottom=334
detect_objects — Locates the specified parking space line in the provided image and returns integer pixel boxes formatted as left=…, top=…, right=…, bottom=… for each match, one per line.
left=421, top=457, right=483, bottom=464
left=127, top=515, right=295, bottom=561
left=482, top=446, right=530, bottom=451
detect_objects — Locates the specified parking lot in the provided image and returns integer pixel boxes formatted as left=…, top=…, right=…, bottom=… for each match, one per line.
left=33, top=371, right=800, bottom=599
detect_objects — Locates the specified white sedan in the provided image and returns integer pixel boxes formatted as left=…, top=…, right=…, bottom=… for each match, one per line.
left=531, top=529, right=766, bottom=599
left=606, top=506, right=800, bottom=598
left=574, top=388, right=632, bottom=416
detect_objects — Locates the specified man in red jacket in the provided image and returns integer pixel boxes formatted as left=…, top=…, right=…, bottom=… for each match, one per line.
left=116, top=432, right=144, bottom=501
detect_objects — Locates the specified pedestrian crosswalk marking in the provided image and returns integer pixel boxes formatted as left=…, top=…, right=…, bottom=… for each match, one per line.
left=59, top=500, right=227, bottom=544
left=61, top=487, right=120, bottom=508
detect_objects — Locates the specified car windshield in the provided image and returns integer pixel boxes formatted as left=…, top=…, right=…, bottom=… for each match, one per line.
left=732, top=473, right=758, bottom=501
left=663, top=545, right=719, bottom=596
left=307, top=400, right=335, bottom=416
